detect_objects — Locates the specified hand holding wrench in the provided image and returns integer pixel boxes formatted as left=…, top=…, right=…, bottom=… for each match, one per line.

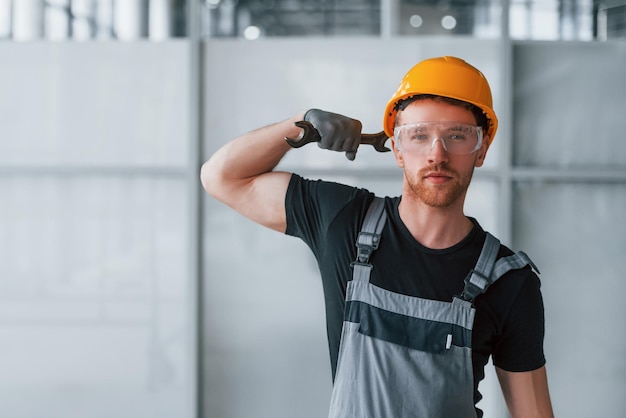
left=285, top=120, right=390, bottom=154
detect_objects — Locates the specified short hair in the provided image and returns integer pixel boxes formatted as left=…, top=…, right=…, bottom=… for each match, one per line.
left=394, top=94, right=489, bottom=134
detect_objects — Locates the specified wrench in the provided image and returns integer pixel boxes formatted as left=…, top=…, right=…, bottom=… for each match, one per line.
left=285, top=120, right=390, bottom=153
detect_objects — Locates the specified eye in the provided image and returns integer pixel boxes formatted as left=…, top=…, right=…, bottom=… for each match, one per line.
left=405, top=129, right=429, bottom=141
left=445, top=127, right=471, bottom=142
left=447, top=133, right=467, bottom=142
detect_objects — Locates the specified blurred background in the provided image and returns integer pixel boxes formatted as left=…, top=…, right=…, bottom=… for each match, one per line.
left=0, top=0, right=625, bottom=417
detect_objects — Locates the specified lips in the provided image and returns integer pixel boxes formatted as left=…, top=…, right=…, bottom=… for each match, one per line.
left=425, top=171, right=451, bottom=178
left=423, top=170, right=455, bottom=184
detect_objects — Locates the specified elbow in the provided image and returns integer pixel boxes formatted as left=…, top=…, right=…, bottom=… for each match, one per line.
left=200, top=157, right=243, bottom=206
left=200, top=159, right=221, bottom=198
left=200, top=153, right=248, bottom=207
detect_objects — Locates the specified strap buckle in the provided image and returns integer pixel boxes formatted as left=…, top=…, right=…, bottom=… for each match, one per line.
left=353, top=231, right=381, bottom=265
left=458, top=269, right=490, bottom=302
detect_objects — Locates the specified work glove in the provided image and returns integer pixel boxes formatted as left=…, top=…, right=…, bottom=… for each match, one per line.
left=304, top=109, right=362, bottom=161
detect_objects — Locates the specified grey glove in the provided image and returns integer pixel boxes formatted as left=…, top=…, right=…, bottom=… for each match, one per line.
left=304, top=109, right=362, bottom=161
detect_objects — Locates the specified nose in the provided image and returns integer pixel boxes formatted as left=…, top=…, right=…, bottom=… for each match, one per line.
left=427, top=138, right=448, bottom=164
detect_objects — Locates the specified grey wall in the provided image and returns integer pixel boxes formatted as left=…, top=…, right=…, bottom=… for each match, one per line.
left=0, top=41, right=195, bottom=418
left=512, top=42, right=626, bottom=418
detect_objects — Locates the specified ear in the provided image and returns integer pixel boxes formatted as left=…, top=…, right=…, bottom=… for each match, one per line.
left=474, top=138, right=490, bottom=168
left=391, top=137, right=405, bottom=168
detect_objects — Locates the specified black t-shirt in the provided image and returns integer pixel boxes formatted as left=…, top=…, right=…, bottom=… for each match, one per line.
left=285, top=174, right=546, bottom=407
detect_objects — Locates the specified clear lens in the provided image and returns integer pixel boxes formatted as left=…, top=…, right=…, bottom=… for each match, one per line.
left=394, top=121, right=483, bottom=155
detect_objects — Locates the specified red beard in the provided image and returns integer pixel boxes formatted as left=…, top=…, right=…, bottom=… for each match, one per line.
left=406, top=163, right=474, bottom=207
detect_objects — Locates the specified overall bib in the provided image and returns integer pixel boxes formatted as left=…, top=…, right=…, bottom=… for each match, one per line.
left=328, top=198, right=538, bottom=418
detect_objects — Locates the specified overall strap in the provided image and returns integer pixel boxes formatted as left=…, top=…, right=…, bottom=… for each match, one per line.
left=457, top=232, right=540, bottom=304
left=351, top=197, right=387, bottom=283
left=458, top=232, right=500, bottom=303
left=491, top=251, right=540, bottom=280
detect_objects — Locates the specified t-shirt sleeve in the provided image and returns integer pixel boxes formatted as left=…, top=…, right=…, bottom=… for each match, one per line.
left=284, top=174, right=364, bottom=256
left=492, top=270, right=547, bottom=372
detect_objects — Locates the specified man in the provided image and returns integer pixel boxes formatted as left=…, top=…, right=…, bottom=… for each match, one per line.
left=201, top=56, right=554, bottom=417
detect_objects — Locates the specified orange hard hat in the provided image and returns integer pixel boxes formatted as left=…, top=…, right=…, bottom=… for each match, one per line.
left=383, top=56, right=498, bottom=144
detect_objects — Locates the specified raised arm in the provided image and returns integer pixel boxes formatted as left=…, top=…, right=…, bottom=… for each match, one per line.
left=496, top=365, right=554, bottom=418
left=200, top=112, right=306, bottom=233
left=201, top=109, right=363, bottom=232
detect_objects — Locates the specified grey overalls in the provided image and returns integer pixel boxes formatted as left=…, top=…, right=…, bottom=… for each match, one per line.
left=328, top=198, right=538, bottom=418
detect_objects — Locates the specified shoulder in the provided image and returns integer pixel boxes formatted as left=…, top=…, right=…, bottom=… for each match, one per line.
left=286, top=174, right=371, bottom=208
left=285, top=174, right=377, bottom=246
left=493, top=239, right=542, bottom=300
left=469, top=224, right=540, bottom=296
left=479, top=235, right=542, bottom=310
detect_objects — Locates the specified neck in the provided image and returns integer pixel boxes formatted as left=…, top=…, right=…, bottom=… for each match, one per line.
left=397, top=195, right=474, bottom=250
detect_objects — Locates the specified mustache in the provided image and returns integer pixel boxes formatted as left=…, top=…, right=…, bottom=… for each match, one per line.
left=419, top=163, right=457, bottom=177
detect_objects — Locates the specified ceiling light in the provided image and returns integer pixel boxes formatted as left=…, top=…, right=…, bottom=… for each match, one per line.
left=243, top=25, right=261, bottom=40
left=441, top=15, right=457, bottom=30
left=410, top=15, right=423, bottom=28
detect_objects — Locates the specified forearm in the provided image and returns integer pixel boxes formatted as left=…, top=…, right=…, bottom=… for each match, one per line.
left=496, top=366, right=554, bottom=418
left=201, top=112, right=305, bottom=197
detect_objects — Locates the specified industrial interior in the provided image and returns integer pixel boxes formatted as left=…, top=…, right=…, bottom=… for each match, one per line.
left=1, top=1, right=625, bottom=417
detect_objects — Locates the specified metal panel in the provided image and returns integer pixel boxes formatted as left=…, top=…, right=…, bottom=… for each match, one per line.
left=512, top=41, right=626, bottom=418
left=513, top=42, right=626, bottom=167
left=0, top=41, right=194, bottom=418
left=0, top=176, right=192, bottom=418
left=513, top=181, right=626, bottom=417
left=0, top=42, right=190, bottom=168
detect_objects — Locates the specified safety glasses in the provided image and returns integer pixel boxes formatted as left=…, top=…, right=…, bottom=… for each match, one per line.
left=394, top=121, right=483, bottom=155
